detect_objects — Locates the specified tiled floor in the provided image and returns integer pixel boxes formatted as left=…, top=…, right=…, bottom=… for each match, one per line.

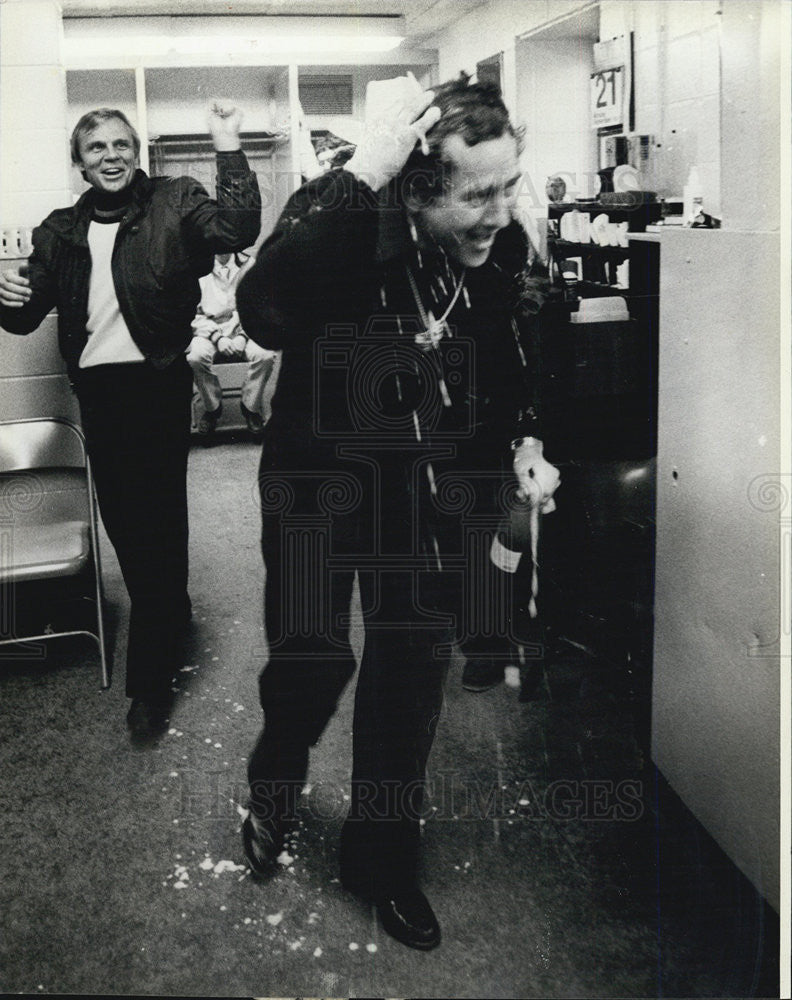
left=0, top=438, right=779, bottom=998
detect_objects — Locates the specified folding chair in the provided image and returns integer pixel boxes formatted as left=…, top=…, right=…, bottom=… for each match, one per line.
left=0, top=417, right=110, bottom=688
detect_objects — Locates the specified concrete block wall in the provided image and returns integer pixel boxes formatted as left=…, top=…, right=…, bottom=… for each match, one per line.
left=0, top=279, right=78, bottom=425
left=0, top=0, right=77, bottom=424
left=0, top=0, right=72, bottom=228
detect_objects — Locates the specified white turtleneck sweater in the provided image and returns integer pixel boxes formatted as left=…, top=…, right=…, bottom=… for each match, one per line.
left=79, top=219, right=145, bottom=368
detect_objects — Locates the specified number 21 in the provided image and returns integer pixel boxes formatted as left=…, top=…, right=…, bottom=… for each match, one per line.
left=595, top=69, right=618, bottom=108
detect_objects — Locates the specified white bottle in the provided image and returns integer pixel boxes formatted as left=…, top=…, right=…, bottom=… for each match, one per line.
left=683, top=166, right=703, bottom=225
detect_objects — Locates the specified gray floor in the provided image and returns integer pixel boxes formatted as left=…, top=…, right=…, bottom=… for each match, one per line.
left=0, top=437, right=778, bottom=998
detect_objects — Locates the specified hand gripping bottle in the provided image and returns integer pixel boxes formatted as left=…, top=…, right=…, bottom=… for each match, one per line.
left=489, top=490, right=536, bottom=575
left=489, top=437, right=560, bottom=618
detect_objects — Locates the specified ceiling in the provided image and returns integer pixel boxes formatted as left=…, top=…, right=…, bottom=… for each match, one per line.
left=516, top=1, right=598, bottom=41
left=62, top=1, right=408, bottom=14
left=60, top=0, right=488, bottom=40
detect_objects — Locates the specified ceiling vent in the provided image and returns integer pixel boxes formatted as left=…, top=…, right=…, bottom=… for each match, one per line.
left=299, top=75, right=354, bottom=116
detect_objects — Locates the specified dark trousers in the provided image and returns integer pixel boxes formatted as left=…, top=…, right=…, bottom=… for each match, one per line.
left=74, top=359, right=194, bottom=699
left=248, top=466, right=451, bottom=894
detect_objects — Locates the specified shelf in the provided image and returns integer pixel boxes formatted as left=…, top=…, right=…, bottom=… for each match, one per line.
left=550, top=239, right=630, bottom=259
left=576, top=280, right=631, bottom=298
left=548, top=196, right=658, bottom=210
left=148, top=131, right=289, bottom=153
left=547, top=199, right=663, bottom=231
left=627, top=231, right=662, bottom=242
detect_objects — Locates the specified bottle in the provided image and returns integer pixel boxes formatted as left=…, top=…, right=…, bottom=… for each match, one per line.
left=488, top=436, right=559, bottom=632
left=489, top=493, right=536, bottom=574
left=472, top=493, right=535, bottom=654
left=683, top=166, right=703, bottom=226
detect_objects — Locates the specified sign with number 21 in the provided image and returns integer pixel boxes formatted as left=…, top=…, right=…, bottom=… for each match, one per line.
left=590, top=66, right=624, bottom=128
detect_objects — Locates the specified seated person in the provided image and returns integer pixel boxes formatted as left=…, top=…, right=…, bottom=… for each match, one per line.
left=186, top=252, right=276, bottom=438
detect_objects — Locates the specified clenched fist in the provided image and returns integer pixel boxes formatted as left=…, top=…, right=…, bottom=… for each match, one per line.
left=208, top=101, right=243, bottom=152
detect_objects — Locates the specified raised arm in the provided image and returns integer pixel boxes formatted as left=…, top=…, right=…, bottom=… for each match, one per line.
left=180, top=101, right=262, bottom=254
left=237, top=75, right=440, bottom=350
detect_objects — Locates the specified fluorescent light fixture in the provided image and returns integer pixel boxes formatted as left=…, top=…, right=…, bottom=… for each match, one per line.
left=62, top=16, right=406, bottom=64
left=63, top=34, right=404, bottom=59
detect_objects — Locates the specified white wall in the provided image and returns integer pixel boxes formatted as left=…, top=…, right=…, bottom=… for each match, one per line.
left=515, top=38, right=598, bottom=210
left=141, top=65, right=290, bottom=137
left=0, top=0, right=76, bottom=423
left=719, top=0, right=783, bottom=232
left=66, top=66, right=290, bottom=151
left=433, top=0, right=724, bottom=210
left=653, top=227, right=781, bottom=911
left=433, top=0, right=593, bottom=95
left=650, top=0, right=784, bottom=910
left=0, top=0, right=72, bottom=228
left=599, top=0, right=722, bottom=210
left=66, top=69, right=139, bottom=132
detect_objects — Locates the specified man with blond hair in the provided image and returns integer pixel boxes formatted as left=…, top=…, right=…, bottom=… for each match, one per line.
left=0, top=103, right=261, bottom=740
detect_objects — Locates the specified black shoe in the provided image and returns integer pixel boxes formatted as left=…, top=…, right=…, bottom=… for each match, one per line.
left=462, top=656, right=504, bottom=692
left=241, top=809, right=288, bottom=877
left=340, top=868, right=441, bottom=951
left=374, top=887, right=441, bottom=951
left=197, top=404, right=222, bottom=439
left=240, top=402, right=264, bottom=437
left=126, top=696, right=172, bottom=743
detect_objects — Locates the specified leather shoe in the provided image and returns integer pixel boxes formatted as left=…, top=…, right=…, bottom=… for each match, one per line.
left=375, top=887, right=441, bottom=951
left=341, top=874, right=441, bottom=951
left=241, top=809, right=288, bottom=877
left=126, top=697, right=172, bottom=743
left=240, top=402, right=264, bottom=437
left=197, top=404, right=222, bottom=439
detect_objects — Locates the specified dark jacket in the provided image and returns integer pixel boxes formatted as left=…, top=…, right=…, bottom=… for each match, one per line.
left=237, top=168, right=545, bottom=473
left=0, top=151, right=261, bottom=377
left=237, top=168, right=552, bottom=573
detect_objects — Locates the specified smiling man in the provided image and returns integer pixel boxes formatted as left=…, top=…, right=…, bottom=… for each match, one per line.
left=410, top=130, right=522, bottom=266
left=235, top=73, right=558, bottom=950
left=78, top=115, right=139, bottom=193
left=0, top=104, right=261, bottom=740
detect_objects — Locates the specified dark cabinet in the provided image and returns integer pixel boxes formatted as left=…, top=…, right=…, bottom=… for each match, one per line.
left=541, top=200, right=661, bottom=463
left=546, top=196, right=661, bottom=294
left=530, top=204, right=660, bottom=725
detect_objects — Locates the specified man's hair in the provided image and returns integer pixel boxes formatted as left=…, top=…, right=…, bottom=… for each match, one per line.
left=70, top=108, right=141, bottom=165
left=400, top=72, right=523, bottom=206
